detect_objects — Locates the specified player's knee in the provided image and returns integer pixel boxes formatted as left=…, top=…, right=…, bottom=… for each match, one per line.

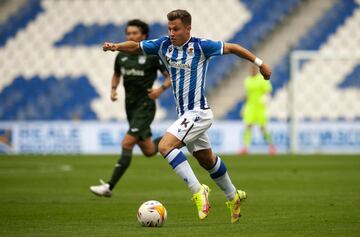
left=143, top=150, right=156, bottom=157
left=122, top=139, right=135, bottom=150
left=158, top=138, right=173, bottom=157
left=193, top=150, right=216, bottom=170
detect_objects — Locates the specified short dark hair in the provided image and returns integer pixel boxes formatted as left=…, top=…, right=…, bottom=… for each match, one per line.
left=167, top=9, right=191, bottom=26
left=126, top=19, right=149, bottom=38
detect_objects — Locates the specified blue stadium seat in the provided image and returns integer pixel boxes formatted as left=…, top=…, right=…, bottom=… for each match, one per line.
left=0, top=0, right=43, bottom=47
left=338, top=64, right=360, bottom=89
left=0, top=75, right=99, bottom=120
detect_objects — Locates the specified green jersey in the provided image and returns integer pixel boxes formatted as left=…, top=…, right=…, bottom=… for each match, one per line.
left=114, top=52, right=167, bottom=106
left=114, top=52, right=166, bottom=139
left=244, top=73, right=272, bottom=109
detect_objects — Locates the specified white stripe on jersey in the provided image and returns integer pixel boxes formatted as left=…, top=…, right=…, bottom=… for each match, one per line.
left=182, top=42, right=194, bottom=111
left=174, top=49, right=183, bottom=114
left=141, top=36, right=223, bottom=116
left=168, top=40, right=205, bottom=115
left=195, top=45, right=207, bottom=108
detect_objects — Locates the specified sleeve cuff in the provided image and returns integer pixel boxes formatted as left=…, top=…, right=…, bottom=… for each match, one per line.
left=220, top=41, right=224, bottom=55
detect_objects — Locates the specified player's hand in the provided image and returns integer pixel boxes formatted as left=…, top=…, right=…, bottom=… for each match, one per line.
left=103, top=42, right=116, bottom=51
left=111, top=89, right=118, bottom=101
left=260, top=63, right=271, bottom=80
left=147, top=87, right=162, bottom=100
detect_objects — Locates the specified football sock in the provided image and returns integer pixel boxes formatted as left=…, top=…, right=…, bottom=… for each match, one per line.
left=263, top=131, right=272, bottom=144
left=108, top=148, right=132, bottom=190
left=165, top=148, right=201, bottom=194
left=208, top=156, right=236, bottom=200
left=244, top=128, right=251, bottom=147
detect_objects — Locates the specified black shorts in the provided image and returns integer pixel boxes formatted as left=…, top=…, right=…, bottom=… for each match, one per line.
left=126, top=100, right=156, bottom=140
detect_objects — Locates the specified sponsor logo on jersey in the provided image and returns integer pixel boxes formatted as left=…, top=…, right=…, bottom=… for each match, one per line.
left=165, top=55, right=190, bottom=69
left=169, top=60, right=191, bottom=69
left=121, top=68, right=145, bottom=76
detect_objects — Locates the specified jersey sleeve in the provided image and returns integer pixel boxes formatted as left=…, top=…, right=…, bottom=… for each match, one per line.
left=114, top=53, right=121, bottom=74
left=199, top=39, right=224, bottom=57
left=140, top=36, right=167, bottom=55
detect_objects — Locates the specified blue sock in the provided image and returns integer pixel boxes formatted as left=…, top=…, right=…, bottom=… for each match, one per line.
left=165, top=148, right=201, bottom=194
left=208, top=156, right=236, bottom=200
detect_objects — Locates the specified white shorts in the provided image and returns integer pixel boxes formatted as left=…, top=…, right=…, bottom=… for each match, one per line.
left=167, top=108, right=213, bottom=154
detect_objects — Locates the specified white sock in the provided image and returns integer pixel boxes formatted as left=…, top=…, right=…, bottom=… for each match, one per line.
left=208, top=156, right=236, bottom=200
left=165, top=149, right=201, bottom=194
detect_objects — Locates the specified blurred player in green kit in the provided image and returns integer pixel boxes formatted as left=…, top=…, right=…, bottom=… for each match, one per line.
left=240, top=64, right=276, bottom=155
left=90, top=19, right=171, bottom=197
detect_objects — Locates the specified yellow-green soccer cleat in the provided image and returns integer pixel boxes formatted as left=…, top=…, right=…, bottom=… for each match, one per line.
left=226, top=190, right=247, bottom=223
left=191, top=184, right=211, bottom=220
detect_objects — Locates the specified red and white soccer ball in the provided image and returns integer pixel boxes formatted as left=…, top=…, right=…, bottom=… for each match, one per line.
left=137, top=200, right=167, bottom=227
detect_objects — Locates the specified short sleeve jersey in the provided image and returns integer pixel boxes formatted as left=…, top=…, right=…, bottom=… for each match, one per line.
left=114, top=52, right=167, bottom=105
left=140, top=36, right=223, bottom=116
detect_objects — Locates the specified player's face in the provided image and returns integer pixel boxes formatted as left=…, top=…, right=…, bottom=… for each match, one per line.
left=126, top=26, right=146, bottom=42
left=168, top=19, right=191, bottom=46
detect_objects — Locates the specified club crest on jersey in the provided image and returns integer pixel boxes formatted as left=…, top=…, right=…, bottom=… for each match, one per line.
left=138, top=56, right=146, bottom=64
left=187, top=47, right=194, bottom=56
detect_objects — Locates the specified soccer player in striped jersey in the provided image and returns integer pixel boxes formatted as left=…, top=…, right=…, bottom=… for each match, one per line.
left=103, top=10, right=271, bottom=223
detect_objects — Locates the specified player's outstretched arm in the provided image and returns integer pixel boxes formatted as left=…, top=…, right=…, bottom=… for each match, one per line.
left=103, top=41, right=141, bottom=54
left=223, top=43, right=271, bottom=80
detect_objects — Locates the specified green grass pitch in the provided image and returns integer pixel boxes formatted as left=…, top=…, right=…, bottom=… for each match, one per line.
left=0, top=154, right=359, bottom=237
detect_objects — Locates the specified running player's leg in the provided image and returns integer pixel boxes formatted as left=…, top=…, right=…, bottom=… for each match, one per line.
left=158, top=109, right=216, bottom=194
left=106, top=104, right=148, bottom=191
left=189, top=134, right=246, bottom=223
left=107, top=134, right=137, bottom=190
left=189, top=135, right=236, bottom=200
left=138, top=136, right=162, bottom=157
left=133, top=101, right=161, bottom=157
left=158, top=130, right=202, bottom=194
left=90, top=104, right=143, bottom=196
left=89, top=133, right=137, bottom=197
left=158, top=113, right=210, bottom=220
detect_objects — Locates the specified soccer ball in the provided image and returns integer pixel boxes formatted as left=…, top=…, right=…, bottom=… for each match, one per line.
left=137, top=200, right=167, bottom=227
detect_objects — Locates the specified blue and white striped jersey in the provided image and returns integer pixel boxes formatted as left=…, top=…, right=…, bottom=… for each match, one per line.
left=140, top=36, right=224, bottom=116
